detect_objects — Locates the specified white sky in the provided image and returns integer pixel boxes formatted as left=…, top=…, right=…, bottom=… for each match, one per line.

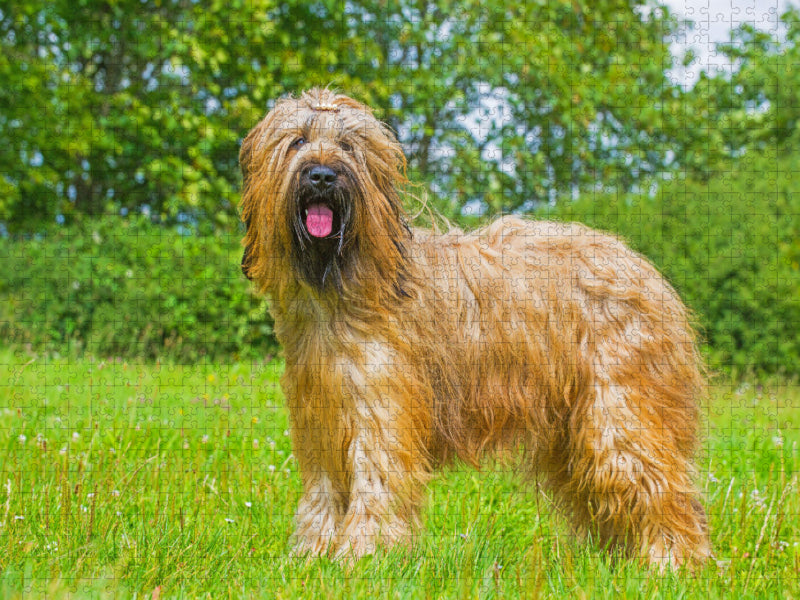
left=663, top=0, right=792, bottom=83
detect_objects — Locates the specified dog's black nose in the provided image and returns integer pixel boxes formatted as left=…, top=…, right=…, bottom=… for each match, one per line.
left=306, top=165, right=337, bottom=191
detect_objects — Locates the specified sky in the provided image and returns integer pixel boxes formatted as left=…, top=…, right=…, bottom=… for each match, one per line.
left=663, top=0, right=792, bottom=83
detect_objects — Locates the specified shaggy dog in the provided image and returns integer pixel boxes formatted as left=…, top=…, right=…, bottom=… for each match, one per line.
left=239, top=88, right=710, bottom=569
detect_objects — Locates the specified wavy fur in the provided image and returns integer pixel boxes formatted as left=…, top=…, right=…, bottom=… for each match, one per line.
left=239, top=88, right=711, bottom=568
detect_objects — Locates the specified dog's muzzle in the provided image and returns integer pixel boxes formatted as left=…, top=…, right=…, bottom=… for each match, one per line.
left=296, top=164, right=346, bottom=242
left=302, top=166, right=337, bottom=237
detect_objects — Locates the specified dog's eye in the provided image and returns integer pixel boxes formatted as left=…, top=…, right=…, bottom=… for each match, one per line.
left=290, top=137, right=306, bottom=150
left=340, top=141, right=353, bottom=153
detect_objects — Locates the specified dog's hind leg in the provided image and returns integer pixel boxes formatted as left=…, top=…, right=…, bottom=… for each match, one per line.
left=558, top=375, right=711, bottom=570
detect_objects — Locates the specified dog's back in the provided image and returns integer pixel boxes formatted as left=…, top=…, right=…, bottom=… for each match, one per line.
left=411, top=215, right=703, bottom=465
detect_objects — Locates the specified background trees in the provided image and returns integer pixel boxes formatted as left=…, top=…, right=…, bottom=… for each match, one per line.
left=1, top=1, right=797, bottom=373
left=1, top=0, right=718, bottom=229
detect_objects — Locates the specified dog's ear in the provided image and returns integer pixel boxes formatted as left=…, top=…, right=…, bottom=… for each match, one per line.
left=368, top=123, right=409, bottom=218
left=239, top=124, right=263, bottom=282
left=241, top=215, right=254, bottom=281
left=239, top=121, right=263, bottom=181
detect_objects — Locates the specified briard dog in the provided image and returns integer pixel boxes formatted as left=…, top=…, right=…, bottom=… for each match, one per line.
left=239, top=88, right=711, bottom=569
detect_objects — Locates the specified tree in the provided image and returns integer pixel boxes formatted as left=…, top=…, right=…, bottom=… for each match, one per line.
left=0, top=0, right=340, bottom=233
left=327, top=0, right=690, bottom=218
left=672, top=7, right=800, bottom=179
left=712, top=8, right=800, bottom=154
left=1, top=0, right=701, bottom=231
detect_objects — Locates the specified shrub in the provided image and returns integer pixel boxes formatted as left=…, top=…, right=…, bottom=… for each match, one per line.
left=0, top=215, right=277, bottom=362
left=2, top=150, right=797, bottom=374
left=538, top=151, right=800, bottom=376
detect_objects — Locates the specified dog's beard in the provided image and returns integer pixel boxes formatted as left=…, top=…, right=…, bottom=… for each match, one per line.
left=288, top=169, right=356, bottom=292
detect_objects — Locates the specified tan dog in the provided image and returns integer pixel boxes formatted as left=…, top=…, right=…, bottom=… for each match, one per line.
left=239, top=88, right=710, bottom=569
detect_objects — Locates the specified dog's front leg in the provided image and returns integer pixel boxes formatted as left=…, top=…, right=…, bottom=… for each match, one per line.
left=333, top=350, right=431, bottom=561
left=334, top=430, right=425, bottom=561
left=291, top=468, right=346, bottom=557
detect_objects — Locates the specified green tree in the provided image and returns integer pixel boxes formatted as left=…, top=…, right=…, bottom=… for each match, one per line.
left=325, top=0, right=691, bottom=218
left=0, top=3, right=66, bottom=230
left=680, top=8, right=800, bottom=175
left=0, top=0, right=346, bottom=233
left=2, top=1, right=701, bottom=231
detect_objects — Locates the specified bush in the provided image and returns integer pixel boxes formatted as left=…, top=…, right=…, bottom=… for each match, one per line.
left=538, top=150, right=800, bottom=376
left=2, top=150, right=797, bottom=374
left=0, top=215, right=277, bottom=362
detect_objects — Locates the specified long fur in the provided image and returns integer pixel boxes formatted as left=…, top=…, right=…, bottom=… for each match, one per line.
left=239, top=88, right=711, bottom=568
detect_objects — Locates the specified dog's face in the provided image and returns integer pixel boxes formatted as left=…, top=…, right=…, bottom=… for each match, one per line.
left=239, top=89, right=409, bottom=293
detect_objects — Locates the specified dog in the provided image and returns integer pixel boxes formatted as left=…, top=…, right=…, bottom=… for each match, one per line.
left=239, top=88, right=711, bottom=569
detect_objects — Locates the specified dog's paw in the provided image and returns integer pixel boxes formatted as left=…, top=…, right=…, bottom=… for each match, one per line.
left=333, top=514, right=415, bottom=563
left=644, top=537, right=712, bottom=573
left=289, top=531, right=337, bottom=560
left=333, top=517, right=381, bottom=562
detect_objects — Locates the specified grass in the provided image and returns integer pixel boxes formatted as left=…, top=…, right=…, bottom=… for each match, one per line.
left=0, top=348, right=798, bottom=599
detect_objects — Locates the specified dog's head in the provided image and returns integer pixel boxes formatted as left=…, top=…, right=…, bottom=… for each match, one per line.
left=239, top=89, right=410, bottom=294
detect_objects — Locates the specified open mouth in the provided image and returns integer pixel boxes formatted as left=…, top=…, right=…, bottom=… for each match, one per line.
left=290, top=164, right=357, bottom=291
left=290, top=168, right=357, bottom=290
left=304, top=203, right=334, bottom=238
left=294, top=195, right=350, bottom=255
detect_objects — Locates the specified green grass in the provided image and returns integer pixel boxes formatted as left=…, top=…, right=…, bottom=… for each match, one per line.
left=1, top=349, right=798, bottom=599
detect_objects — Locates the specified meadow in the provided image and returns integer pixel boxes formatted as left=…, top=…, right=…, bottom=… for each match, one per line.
left=0, top=349, right=798, bottom=599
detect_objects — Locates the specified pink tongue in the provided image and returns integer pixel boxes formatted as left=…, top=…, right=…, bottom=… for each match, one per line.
left=306, top=204, right=334, bottom=238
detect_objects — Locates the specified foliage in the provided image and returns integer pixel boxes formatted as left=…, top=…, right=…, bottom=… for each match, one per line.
left=0, top=354, right=798, bottom=598
left=538, top=150, right=800, bottom=376
left=0, top=215, right=276, bottom=361
left=1, top=0, right=695, bottom=230
left=0, top=0, right=337, bottom=232
left=2, top=2, right=799, bottom=229
left=692, top=8, right=800, bottom=161
left=2, top=2, right=798, bottom=374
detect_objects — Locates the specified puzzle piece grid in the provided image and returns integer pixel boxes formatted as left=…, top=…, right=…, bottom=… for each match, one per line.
left=1, top=0, right=798, bottom=596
